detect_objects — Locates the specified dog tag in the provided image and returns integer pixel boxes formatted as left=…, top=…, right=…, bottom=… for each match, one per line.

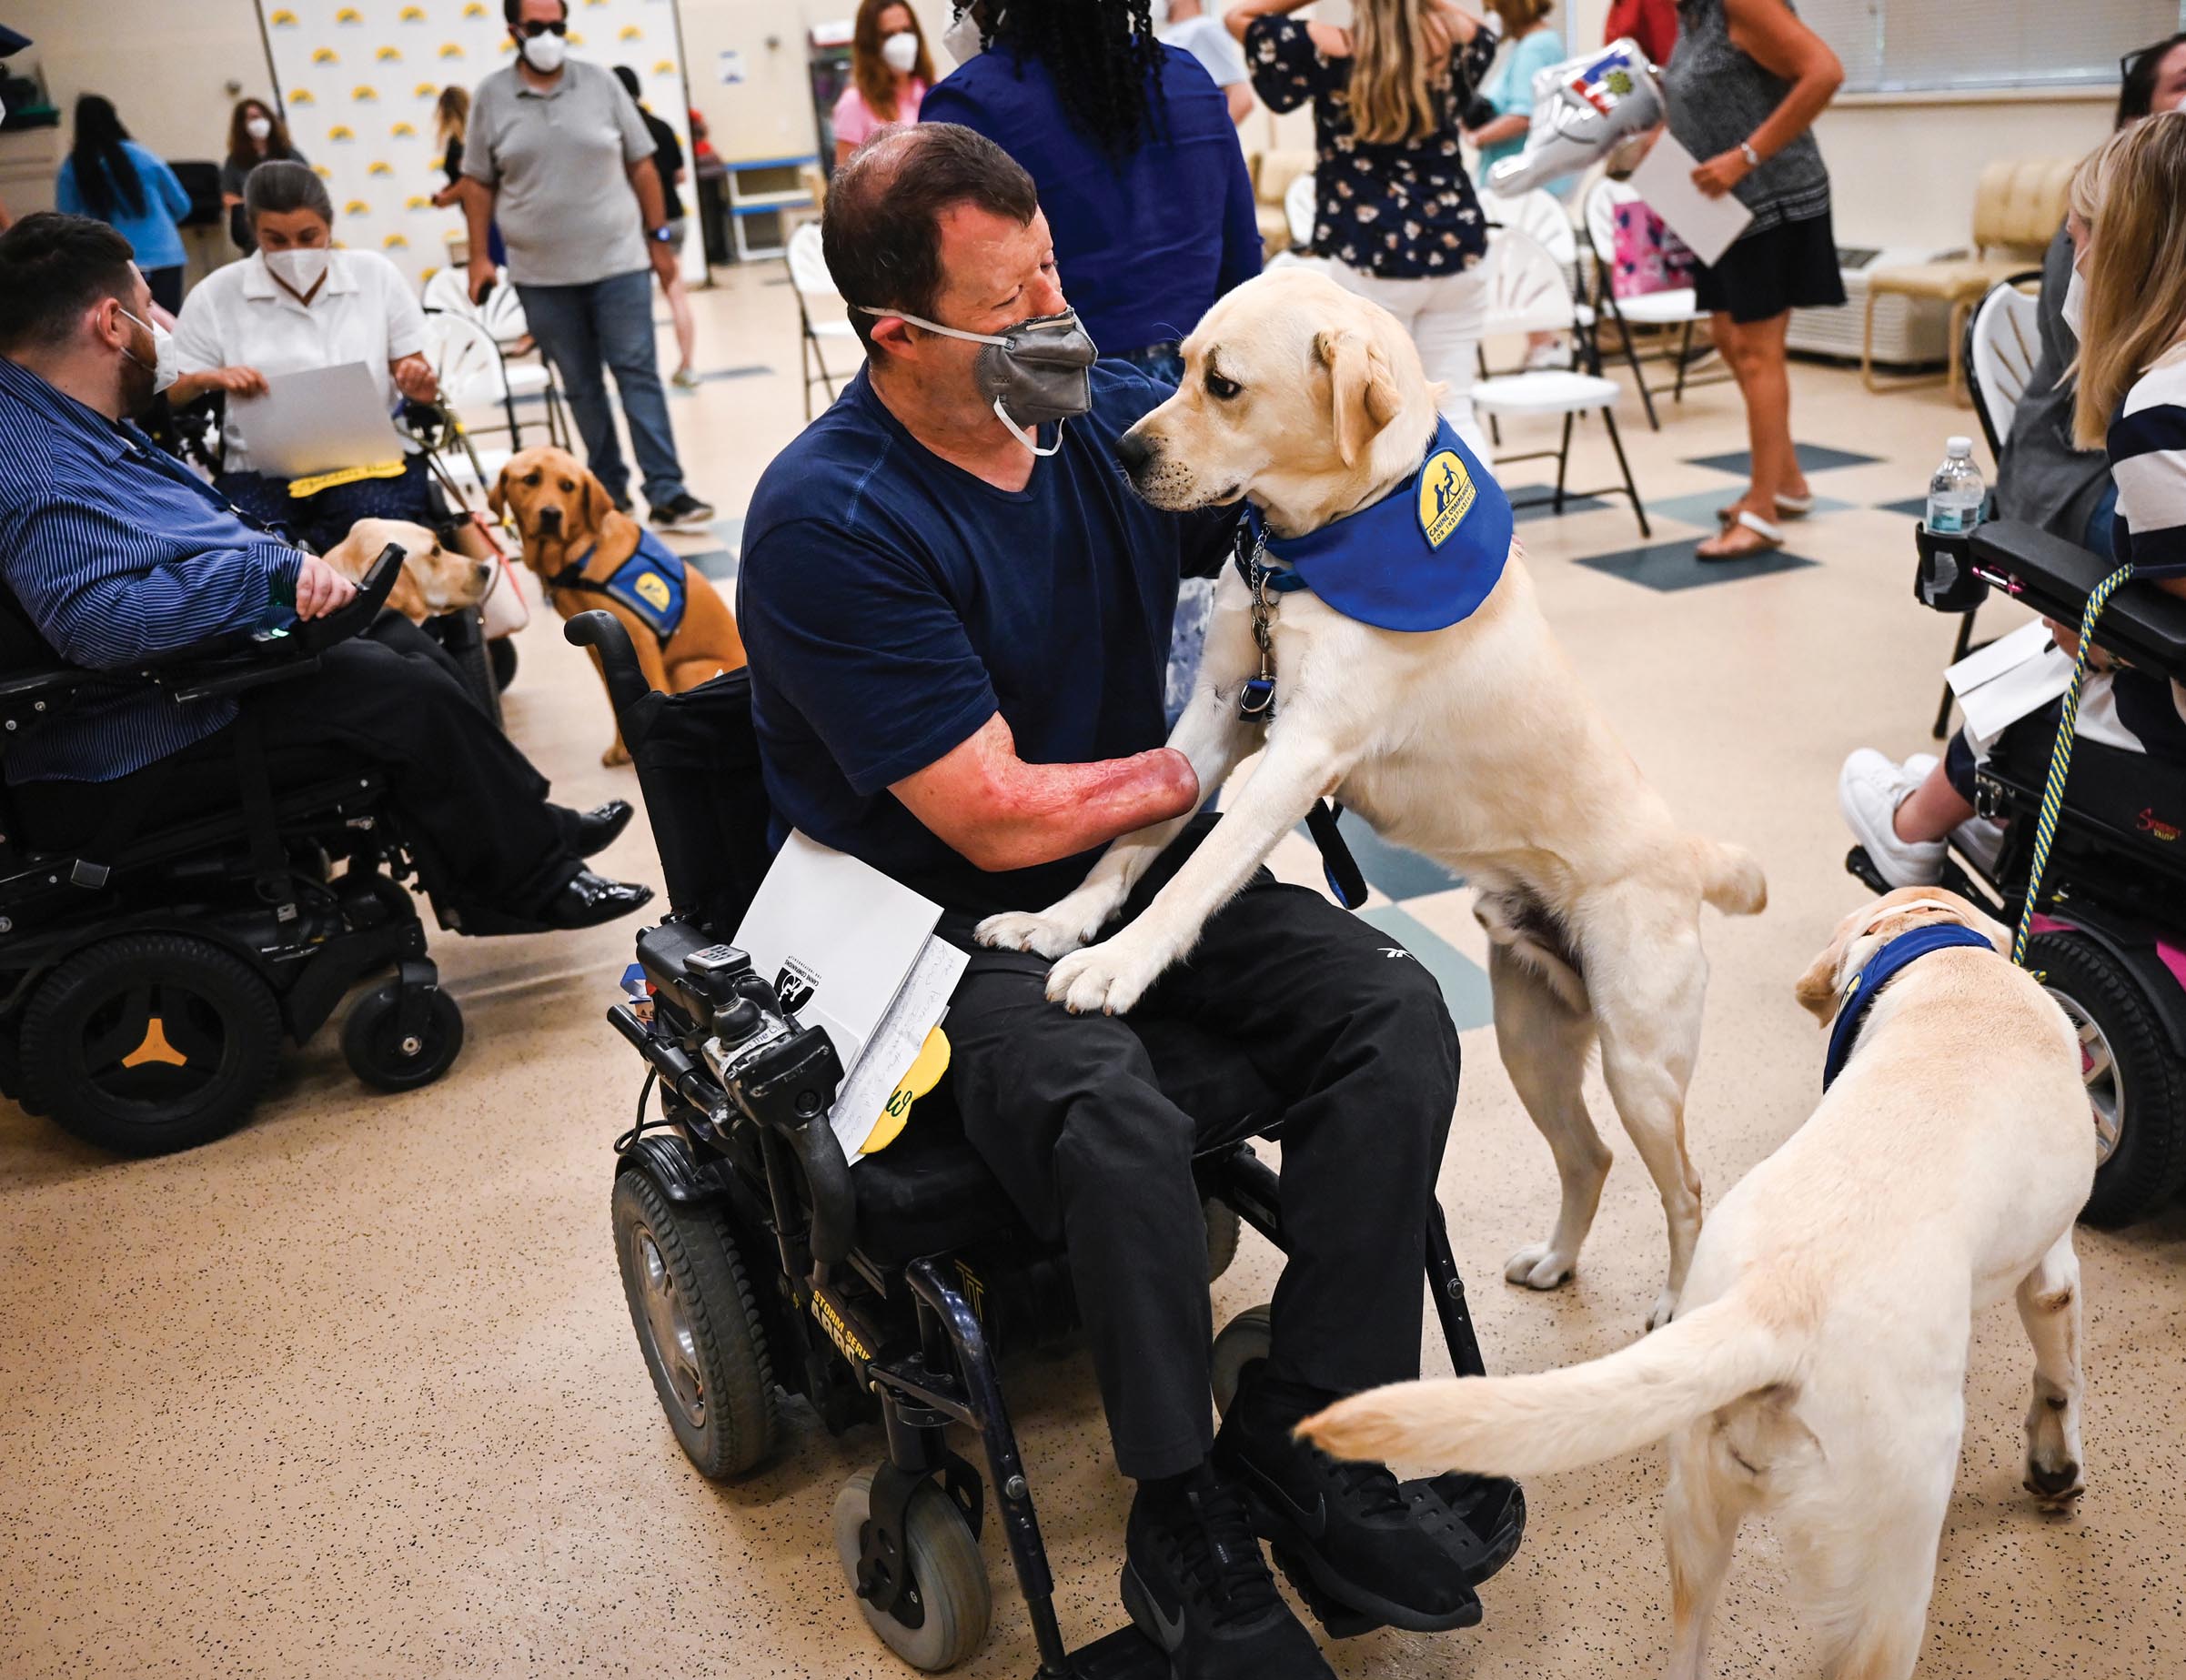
left=1238, top=676, right=1276, bottom=722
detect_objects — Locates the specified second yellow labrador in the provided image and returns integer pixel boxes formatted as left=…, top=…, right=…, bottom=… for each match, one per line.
left=975, top=267, right=1766, bottom=1327
left=322, top=517, right=496, bottom=624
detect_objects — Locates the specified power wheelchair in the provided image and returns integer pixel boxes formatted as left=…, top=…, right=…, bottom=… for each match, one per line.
left=1854, top=518, right=2186, bottom=1225
left=569, top=611, right=1527, bottom=1675
left=0, top=546, right=466, bottom=1154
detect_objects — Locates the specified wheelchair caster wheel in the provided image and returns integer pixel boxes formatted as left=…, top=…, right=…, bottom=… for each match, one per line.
left=2032, top=931, right=2186, bottom=1226
left=1210, top=1303, right=1272, bottom=1418
left=342, top=981, right=464, bottom=1092
left=611, top=1169, right=779, bottom=1479
left=20, top=931, right=282, bottom=1155
left=833, top=1468, right=991, bottom=1671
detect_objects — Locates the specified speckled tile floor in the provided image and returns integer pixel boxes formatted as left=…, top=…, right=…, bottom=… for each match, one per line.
left=4, top=267, right=2182, bottom=1680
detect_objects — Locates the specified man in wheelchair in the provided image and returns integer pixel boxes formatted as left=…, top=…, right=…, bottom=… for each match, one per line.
left=738, top=126, right=1492, bottom=1678
left=0, top=213, right=646, bottom=931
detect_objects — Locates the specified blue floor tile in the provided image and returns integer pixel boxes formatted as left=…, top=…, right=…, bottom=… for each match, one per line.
left=682, top=548, right=738, bottom=582
left=1877, top=496, right=1930, bottom=518
left=1683, top=442, right=1884, bottom=478
left=1577, top=538, right=1818, bottom=590
left=1503, top=484, right=1610, bottom=522
left=1355, top=905, right=1494, bottom=1030
left=1294, top=805, right=1462, bottom=900
left=673, top=365, right=772, bottom=387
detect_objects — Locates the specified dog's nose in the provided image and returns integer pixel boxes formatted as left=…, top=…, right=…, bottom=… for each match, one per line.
left=1114, top=428, right=1156, bottom=477
left=537, top=506, right=563, bottom=528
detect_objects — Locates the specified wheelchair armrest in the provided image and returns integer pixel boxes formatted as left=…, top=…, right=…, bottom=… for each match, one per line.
left=563, top=610, right=656, bottom=719
left=1970, top=521, right=2186, bottom=684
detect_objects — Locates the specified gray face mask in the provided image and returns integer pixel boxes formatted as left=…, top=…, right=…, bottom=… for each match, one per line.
left=861, top=303, right=1098, bottom=457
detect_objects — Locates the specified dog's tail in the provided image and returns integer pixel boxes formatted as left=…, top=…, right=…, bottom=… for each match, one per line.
left=1693, top=837, right=1768, bottom=917
left=1298, top=1289, right=1801, bottom=1479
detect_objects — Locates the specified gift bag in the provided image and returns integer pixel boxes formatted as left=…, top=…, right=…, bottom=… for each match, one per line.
left=1611, top=201, right=1697, bottom=298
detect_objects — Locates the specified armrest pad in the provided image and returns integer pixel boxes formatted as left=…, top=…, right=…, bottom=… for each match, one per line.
left=1969, top=520, right=2186, bottom=684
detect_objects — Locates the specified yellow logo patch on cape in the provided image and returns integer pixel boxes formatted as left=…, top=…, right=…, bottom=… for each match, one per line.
left=633, top=571, right=672, bottom=612
left=1417, top=448, right=1475, bottom=549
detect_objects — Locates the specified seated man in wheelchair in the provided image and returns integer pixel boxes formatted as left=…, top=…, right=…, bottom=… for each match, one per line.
left=1841, top=123, right=2186, bottom=887
left=166, top=161, right=484, bottom=560
left=738, top=124, right=1490, bottom=1679
left=0, top=212, right=646, bottom=931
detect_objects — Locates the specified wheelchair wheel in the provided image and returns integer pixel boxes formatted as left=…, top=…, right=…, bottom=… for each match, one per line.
left=611, top=1169, right=779, bottom=1479
left=489, top=637, right=519, bottom=692
left=1210, top=1303, right=1273, bottom=1418
left=1204, top=1195, right=1243, bottom=1283
left=19, top=932, right=283, bottom=1156
left=832, top=1469, right=991, bottom=1672
left=2031, top=932, right=2186, bottom=1226
left=341, top=982, right=465, bottom=1092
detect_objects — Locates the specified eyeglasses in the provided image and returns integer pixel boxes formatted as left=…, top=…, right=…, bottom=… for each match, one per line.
left=518, top=19, right=568, bottom=38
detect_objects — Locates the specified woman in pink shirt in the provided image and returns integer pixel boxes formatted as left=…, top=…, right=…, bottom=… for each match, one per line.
left=832, top=0, right=935, bottom=165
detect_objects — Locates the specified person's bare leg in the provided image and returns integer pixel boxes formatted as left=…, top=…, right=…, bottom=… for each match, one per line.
left=664, top=272, right=698, bottom=378
left=1892, top=760, right=1977, bottom=844
left=1741, top=311, right=1808, bottom=507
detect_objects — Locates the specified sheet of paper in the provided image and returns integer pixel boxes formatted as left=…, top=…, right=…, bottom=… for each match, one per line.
left=1946, top=617, right=2052, bottom=693
left=831, top=935, right=969, bottom=1162
left=226, top=361, right=408, bottom=480
left=1627, top=133, right=1754, bottom=267
left=733, top=830, right=940, bottom=1079
left=1948, top=618, right=2074, bottom=747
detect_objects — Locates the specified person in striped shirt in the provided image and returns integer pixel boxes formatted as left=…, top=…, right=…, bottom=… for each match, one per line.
left=1840, top=118, right=2186, bottom=888
left=0, top=213, right=650, bottom=931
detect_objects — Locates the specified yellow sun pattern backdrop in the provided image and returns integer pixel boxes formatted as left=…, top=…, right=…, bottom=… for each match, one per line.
left=258, top=0, right=695, bottom=292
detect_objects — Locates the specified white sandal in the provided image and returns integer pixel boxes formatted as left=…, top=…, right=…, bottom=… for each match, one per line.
left=1697, top=508, right=1786, bottom=560
left=1716, top=490, right=1815, bottom=520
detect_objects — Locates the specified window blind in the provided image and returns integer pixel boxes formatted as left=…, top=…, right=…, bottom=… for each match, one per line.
left=1797, top=0, right=2185, bottom=95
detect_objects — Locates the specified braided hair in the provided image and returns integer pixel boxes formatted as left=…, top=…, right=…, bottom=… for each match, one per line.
left=991, top=0, right=1166, bottom=159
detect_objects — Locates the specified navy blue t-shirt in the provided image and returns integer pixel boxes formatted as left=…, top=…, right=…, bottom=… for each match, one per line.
left=738, top=364, right=1238, bottom=916
left=922, top=43, right=1263, bottom=357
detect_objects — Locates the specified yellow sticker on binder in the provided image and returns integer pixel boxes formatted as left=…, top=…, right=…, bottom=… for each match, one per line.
left=861, top=1027, right=950, bottom=1155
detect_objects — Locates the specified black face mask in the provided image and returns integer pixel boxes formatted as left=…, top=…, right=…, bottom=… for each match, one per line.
left=860, top=304, right=1099, bottom=456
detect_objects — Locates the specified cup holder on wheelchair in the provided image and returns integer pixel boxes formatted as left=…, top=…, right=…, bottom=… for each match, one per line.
left=1913, top=521, right=1988, bottom=614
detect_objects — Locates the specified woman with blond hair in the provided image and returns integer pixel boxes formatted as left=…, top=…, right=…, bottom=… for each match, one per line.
left=1227, top=0, right=1497, bottom=457
left=833, top=0, right=935, bottom=166
left=1840, top=117, right=2186, bottom=889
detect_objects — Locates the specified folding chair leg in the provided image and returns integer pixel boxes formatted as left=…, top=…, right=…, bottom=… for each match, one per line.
left=1554, top=412, right=1573, bottom=511
left=1673, top=319, right=1693, bottom=404
left=1933, top=607, right=1979, bottom=739
left=1614, top=299, right=1661, bottom=430
left=1602, top=405, right=1650, bottom=538
left=1861, top=290, right=1882, bottom=393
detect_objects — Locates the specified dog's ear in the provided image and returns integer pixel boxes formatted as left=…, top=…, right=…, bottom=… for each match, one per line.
left=1792, top=933, right=1848, bottom=1025
left=581, top=471, right=609, bottom=534
left=488, top=464, right=510, bottom=518
left=1316, top=328, right=1405, bottom=468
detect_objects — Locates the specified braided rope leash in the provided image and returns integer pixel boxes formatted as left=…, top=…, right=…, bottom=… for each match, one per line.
left=2012, top=559, right=2136, bottom=967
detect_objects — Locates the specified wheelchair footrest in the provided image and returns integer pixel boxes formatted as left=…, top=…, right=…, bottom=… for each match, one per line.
left=1052, top=1625, right=1170, bottom=1679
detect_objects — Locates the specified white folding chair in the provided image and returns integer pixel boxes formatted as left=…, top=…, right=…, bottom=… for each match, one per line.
left=421, top=267, right=479, bottom=319
left=420, top=309, right=553, bottom=454
left=419, top=267, right=565, bottom=448
left=1582, top=177, right=1728, bottom=430
left=1284, top=170, right=1316, bottom=252
left=788, top=222, right=863, bottom=422
left=1472, top=228, right=1650, bottom=536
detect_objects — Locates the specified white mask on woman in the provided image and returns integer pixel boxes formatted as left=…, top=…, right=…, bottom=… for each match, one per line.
left=245, top=116, right=272, bottom=142
left=266, top=246, right=331, bottom=301
left=2061, top=264, right=2088, bottom=340
left=881, top=30, right=921, bottom=74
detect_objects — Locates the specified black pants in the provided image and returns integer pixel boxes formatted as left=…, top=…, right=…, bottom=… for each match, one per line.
left=15, top=619, right=580, bottom=915
left=937, top=818, right=1460, bottom=1480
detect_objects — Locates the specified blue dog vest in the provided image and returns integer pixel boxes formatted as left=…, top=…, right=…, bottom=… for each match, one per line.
left=551, top=529, right=690, bottom=644
left=1234, top=417, right=1514, bottom=632
left=1821, top=923, right=1996, bottom=1090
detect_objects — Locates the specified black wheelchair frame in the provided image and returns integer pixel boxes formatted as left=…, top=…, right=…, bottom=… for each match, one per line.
left=0, top=546, right=467, bottom=1153
left=1855, top=519, right=2186, bottom=1223
left=569, top=610, right=1525, bottom=1677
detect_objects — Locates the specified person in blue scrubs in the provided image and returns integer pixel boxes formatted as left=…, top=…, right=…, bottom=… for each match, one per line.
left=56, top=96, right=194, bottom=315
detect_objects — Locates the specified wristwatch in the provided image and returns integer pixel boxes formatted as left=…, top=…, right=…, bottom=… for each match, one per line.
left=647, top=224, right=674, bottom=244
left=1738, top=140, right=1762, bottom=169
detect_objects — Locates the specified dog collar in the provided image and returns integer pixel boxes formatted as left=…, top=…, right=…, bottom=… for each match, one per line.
left=1821, top=923, right=1995, bottom=1091
left=1231, top=417, right=1513, bottom=632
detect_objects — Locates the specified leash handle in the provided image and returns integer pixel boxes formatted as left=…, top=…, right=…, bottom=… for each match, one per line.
left=2012, top=559, right=2134, bottom=967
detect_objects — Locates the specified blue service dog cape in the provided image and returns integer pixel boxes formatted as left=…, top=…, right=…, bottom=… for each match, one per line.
left=1821, top=922, right=1997, bottom=1090
left=551, top=528, right=690, bottom=643
left=1234, top=417, right=1514, bottom=631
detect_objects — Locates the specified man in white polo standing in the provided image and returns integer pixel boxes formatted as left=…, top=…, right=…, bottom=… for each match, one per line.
left=460, top=0, right=714, bottom=529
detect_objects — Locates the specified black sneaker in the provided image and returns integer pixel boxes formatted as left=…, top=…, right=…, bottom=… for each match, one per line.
left=648, top=490, right=716, bottom=531
left=1213, top=1373, right=1483, bottom=1635
left=1122, top=1469, right=1333, bottom=1680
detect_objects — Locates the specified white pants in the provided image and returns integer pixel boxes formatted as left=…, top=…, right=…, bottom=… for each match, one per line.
left=1326, top=260, right=1491, bottom=461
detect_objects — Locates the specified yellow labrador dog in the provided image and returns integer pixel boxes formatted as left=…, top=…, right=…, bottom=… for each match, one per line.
left=322, top=518, right=496, bottom=623
left=1302, top=888, right=2094, bottom=1680
left=977, top=267, right=1764, bottom=1326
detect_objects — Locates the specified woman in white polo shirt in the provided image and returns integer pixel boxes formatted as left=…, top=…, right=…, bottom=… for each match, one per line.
left=171, top=160, right=447, bottom=553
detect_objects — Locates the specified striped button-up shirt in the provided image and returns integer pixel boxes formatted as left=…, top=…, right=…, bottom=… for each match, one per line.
left=0, top=355, right=302, bottom=784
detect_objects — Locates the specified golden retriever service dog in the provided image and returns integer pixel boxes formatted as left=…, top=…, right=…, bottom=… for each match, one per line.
left=1302, top=889, right=2094, bottom=1680
left=493, top=446, right=746, bottom=764
left=977, top=267, right=1764, bottom=1325
left=322, top=518, right=495, bottom=623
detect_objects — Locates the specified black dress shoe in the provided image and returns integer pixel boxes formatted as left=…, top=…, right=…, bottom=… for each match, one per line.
left=543, top=870, right=653, bottom=929
left=571, top=799, right=635, bottom=858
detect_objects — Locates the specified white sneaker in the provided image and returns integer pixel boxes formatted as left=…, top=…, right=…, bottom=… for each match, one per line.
left=1951, top=814, right=2007, bottom=874
left=1838, top=749, right=1946, bottom=888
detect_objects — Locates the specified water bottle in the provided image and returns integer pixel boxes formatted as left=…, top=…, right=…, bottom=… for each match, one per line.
left=1926, top=437, right=1984, bottom=535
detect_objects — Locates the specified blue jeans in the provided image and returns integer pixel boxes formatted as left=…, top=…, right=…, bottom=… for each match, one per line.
left=515, top=269, right=689, bottom=509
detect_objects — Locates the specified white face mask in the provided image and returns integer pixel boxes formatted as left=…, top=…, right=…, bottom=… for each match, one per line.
left=881, top=31, right=921, bottom=74
left=519, top=31, right=568, bottom=75
left=942, top=6, right=985, bottom=65
left=2060, top=265, right=2087, bottom=340
left=266, top=246, right=330, bottom=300
left=118, top=307, right=177, bottom=395
left=245, top=116, right=272, bottom=142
